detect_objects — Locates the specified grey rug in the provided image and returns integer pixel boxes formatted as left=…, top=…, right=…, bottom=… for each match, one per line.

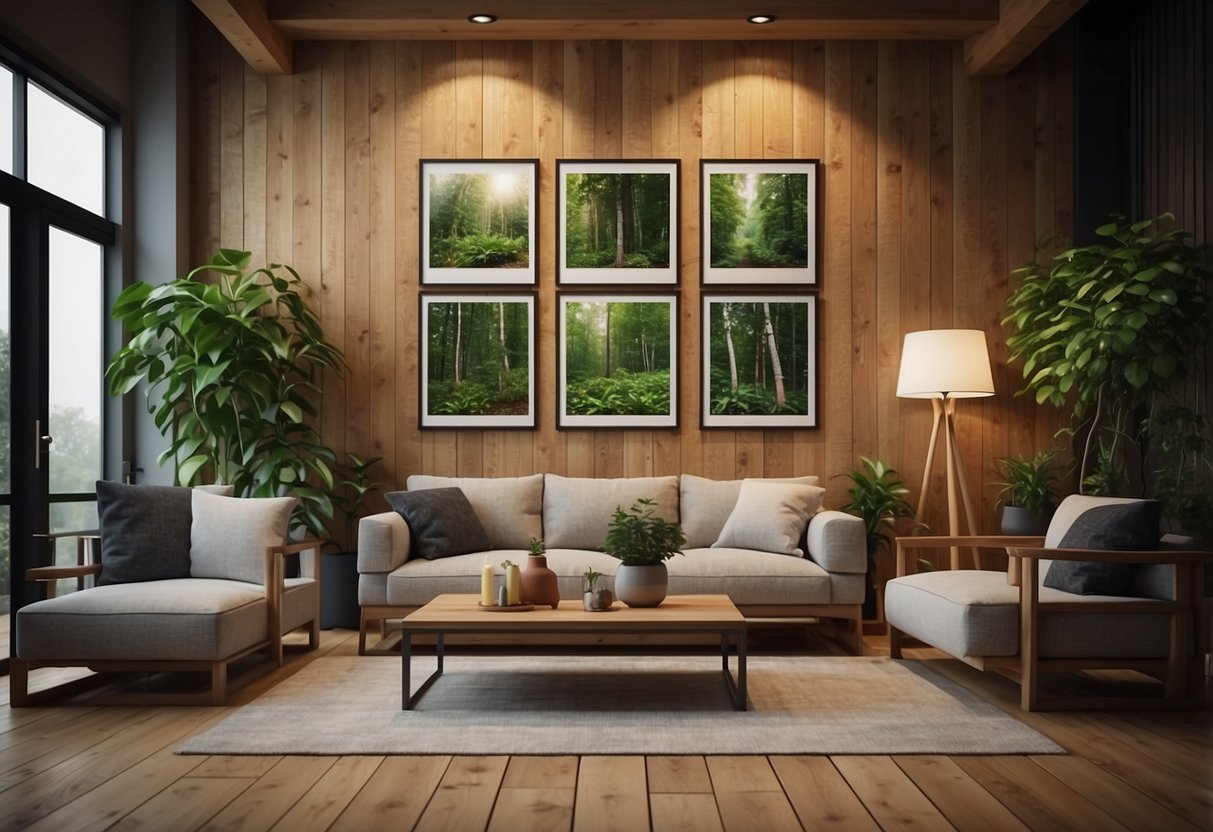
left=179, top=655, right=1063, bottom=756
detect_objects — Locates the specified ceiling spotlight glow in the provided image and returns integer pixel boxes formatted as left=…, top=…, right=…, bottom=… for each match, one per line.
left=468, top=13, right=497, bottom=24
left=747, top=14, right=777, bottom=25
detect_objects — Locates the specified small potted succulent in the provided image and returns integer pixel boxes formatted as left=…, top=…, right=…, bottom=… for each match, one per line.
left=993, top=449, right=1065, bottom=535
left=582, top=567, right=614, bottom=611
left=603, top=498, right=686, bottom=608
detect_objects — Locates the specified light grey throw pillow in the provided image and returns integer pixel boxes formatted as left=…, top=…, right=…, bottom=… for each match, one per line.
left=189, top=490, right=296, bottom=584
left=711, top=480, right=825, bottom=557
left=680, top=474, right=821, bottom=549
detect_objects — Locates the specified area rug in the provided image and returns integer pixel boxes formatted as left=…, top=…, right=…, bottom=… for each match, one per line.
left=178, top=655, right=1063, bottom=756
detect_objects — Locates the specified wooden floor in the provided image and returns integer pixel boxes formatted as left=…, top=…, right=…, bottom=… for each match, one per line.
left=2, top=628, right=1210, bottom=832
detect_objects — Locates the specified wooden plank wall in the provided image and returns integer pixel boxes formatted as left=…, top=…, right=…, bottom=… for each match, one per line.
left=189, top=26, right=1073, bottom=544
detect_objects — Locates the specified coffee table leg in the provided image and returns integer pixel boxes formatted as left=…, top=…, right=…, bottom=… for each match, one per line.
left=402, top=631, right=412, bottom=710
left=737, top=629, right=747, bottom=711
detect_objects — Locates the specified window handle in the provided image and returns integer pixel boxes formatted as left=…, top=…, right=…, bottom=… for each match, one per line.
left=35, top=419, right=53, bottom=469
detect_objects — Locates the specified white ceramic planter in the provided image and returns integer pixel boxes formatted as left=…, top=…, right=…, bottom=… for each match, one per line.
left=614, top=563, right=669, bottom=608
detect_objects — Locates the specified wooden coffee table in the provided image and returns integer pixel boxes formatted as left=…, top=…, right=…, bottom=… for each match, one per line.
left=393, top=593, right=748, bottom=711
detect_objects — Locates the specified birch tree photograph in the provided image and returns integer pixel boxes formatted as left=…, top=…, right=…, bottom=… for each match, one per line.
left=700, top=160, right=819, bottom=285
left=420, top=160, right=538, bottom=284
left=558, top=293, right=678, bottom=428
left=701, top=295, right=817, bottom=428
left=420, top=294, right=535, bottom=428
left=557, top=160, right=679, bottom=284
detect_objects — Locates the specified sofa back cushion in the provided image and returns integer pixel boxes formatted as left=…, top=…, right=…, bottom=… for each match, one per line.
left=190, top=490, right=296, bottom=584
left=1041, top=495, right=1160, bottom=596
left=680, top=474, right=820, bottom=549
left=544, top=475, right=679, bottom=550
left=712, top=480, right=826, bottom=557
left=406, top=474, right=543, bottom=550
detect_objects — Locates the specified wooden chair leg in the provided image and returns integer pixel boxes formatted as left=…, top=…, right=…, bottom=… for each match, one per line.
left=888, top=625, right=904, bottom=659
left=358, top=609, right=370, bottom=656
left=210, top=661, right=228, bottom=706
left=309, top=616, right=320, bottom=650
left=9, top=659, right=30, bottom=707
left=852, top=615, right=863, bottom=656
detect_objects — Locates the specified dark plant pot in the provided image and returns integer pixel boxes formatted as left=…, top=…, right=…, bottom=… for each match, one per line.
left=1000, top=505, right=1053, bottom=536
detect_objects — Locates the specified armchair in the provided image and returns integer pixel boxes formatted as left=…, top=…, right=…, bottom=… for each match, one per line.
left=884, top=496, right=1210, bottom=711
left=10, top=485, right=322, bottom=706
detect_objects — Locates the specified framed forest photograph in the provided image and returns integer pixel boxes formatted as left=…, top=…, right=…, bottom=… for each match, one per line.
left=700, top=159, right=819, bottom=286
left=420, top=159, right=538, bottom=285
left=701, top=294, right=817, bottom=428
left=557, top=293, right=679, bottom=429
left=419, top=293, right=536, bottom=428
left=557, top=160, right=679, bottom=285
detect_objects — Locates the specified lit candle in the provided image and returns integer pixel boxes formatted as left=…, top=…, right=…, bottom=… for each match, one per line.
left=480, top=558, right=494, bottom=606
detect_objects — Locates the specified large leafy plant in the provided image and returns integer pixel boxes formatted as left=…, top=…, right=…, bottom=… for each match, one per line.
left=603, top=498, right=687, bottom=566
left=106, top=249, right=344, bottom=536
left=1003, top=214, right=1212, bottom=539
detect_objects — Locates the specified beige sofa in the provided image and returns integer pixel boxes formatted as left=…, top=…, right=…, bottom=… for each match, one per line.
left=356, top=473, right=867, bottom=654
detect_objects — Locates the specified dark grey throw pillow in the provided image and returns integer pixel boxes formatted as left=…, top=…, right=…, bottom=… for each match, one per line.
left=1043, top=500, right=1160, bottom=596
left=96, top=481, right=194, bottom=584
left=385, top=488, right=492, bottom=559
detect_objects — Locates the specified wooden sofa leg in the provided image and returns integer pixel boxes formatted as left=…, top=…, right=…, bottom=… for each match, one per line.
left=358, top=609, right=370, bottom=656
left=309, top=616, right=320, bottom=650
left=889, top=625, right=904, bottom=659
left=211, top=661, right=228, bottom=706
left=9, top=659, right=30, bottom=707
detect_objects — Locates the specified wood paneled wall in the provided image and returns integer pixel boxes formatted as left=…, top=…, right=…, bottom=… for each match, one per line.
left=188, top=26, right=1073, bottom=541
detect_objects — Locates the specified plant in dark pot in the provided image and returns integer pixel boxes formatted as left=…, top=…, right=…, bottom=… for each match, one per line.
left=992, top=448, right=1065, bottom=535
left=603, top=498, right=686, bottom=608
left=840, top=457, right=916, bottom=620
left=106, top=249, right=345, bottom=538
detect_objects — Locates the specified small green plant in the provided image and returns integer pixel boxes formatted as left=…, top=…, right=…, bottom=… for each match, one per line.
left=583, top=567, right=602, bottom=591
left=603, top=498, right=687, bottom=566
left=528, top=537, right=546, bottom=556
left=839, top=458, right=916, bottom=563
left=329, top=452, right=384, bottom=551
left=993, top=449, right=1065, bottom=514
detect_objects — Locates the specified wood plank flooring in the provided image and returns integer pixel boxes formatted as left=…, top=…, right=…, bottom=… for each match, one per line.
left=2, top=629, right=1210, bottom=832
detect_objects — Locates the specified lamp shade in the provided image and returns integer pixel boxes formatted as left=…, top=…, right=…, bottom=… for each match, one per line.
left=896, top=329, right=995, bottom=399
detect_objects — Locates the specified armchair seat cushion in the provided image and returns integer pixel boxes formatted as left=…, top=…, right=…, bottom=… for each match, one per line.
left=16, top=578, right=272, bottom=662
left=885, top=570, right=1173, bottom=661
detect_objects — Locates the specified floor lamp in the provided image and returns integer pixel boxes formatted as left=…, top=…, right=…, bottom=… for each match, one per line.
left=896, top=330, right=995, bottom=570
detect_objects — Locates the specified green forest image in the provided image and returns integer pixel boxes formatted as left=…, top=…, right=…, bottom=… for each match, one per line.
left=426, top=300, right=530, bottom=416
left=427, top=170, right=530, bottom=269
left=564, top=300, right=672, bottom=416
left=564, top=173, right=671, bottom=268
left=707, top=301, right=811, bottom=416
left=709, top=172, right=809, bottom=268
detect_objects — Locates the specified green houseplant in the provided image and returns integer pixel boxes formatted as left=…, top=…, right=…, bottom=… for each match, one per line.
left=839, top=457, right=916, bottom=619
left=992, top=448, right=1065, bottom=535
left=106, top=249, right=345, bottom=537
left=329, top=452, right=384, bottom=551
left=603, top=497, right=686, bottom=607
left=1004, top=213, right=1212, bottom=542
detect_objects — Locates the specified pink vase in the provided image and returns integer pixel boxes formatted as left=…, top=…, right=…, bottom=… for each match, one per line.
left=521, top=555, right=560, bottom=608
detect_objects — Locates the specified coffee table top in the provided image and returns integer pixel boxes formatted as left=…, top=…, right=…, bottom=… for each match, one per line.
left=402, top=593, right=744, bottom=631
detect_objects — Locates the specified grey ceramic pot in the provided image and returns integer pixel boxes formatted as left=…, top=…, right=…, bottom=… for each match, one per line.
left=1000, top=505, right=1053, bottom=536
left=614, top=563, right=669, bottom=607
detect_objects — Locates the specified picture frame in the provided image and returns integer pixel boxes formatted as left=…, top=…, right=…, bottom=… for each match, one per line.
left=557, top=292, right=680, bottom=429
left=557, top=159, right=680, bottom=285
left=420, top=159, right=539, bottom=285
left=700, top=159, right=820, bottom=286
left=700, top=294, right=818, bottom=429
left=419, top=293, right=536, bottom=429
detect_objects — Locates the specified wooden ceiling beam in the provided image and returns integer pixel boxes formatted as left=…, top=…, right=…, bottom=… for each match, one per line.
left=193, top=0, right=292, bottom=74
left=266, top=0, right=999, bottom=41
left=964, top=0, right=1088, bottom=76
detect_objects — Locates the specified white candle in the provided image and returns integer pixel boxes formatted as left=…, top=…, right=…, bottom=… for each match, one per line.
left=480, top=559, right=494, bottom=606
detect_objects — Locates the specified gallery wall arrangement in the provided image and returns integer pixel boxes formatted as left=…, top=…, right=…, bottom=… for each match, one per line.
left=189, top=31, right=1074, bottom=540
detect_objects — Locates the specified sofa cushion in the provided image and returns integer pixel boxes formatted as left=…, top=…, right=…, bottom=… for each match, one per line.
left=1042, top=496, right=1160, bottom=596
left=680, top=474, right=820, bottom=549
left=15, top=578, right=270, bottom=662
left=386, top=488, right=492, bottom=559
left=406, top=474, right=543, bottom=550
left=95, top=482, right=235, bottom=585
left=190, top=491, right=296, bottom=584
left=543, top=475, right=679, bottom=550
left=885, top=569, right=1173, bottom=660
left=712, top=481, right=825, bottom=557
left=671, top=548, right=832, bottom=605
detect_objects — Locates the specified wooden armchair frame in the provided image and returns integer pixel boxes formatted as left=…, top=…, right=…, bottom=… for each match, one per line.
left=10, top=535, right=323, bottom=707
left=888, top=535, right=1211, bottom=711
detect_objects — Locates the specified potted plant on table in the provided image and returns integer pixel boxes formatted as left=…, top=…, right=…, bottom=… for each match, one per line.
left=839, top=457, right=917, bottom=620
left=992, top=449, right=1064, bottom=535
left=603, top=498, right=686, bottom=608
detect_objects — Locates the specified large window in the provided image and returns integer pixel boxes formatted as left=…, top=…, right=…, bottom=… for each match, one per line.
left=0, top=45, right=117, bottom=671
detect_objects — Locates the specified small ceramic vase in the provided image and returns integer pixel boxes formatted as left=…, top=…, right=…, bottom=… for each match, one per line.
left=521, top=555, right=560, bottom=608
